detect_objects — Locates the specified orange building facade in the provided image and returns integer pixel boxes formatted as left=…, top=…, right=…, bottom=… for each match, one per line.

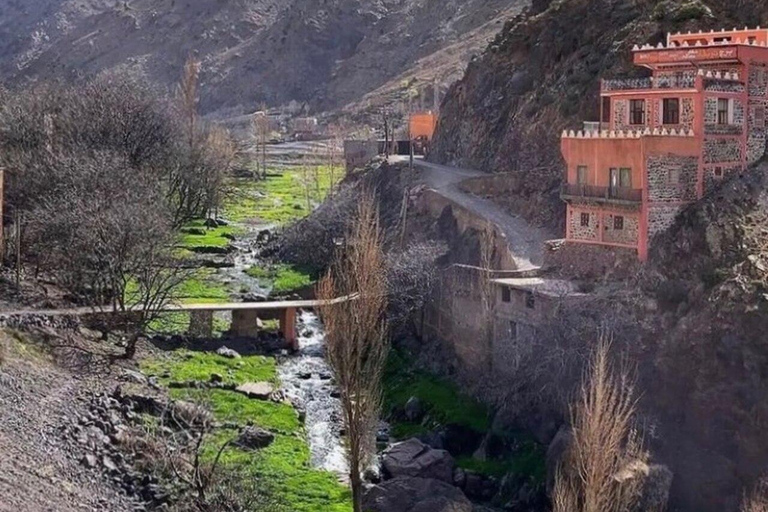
left=561, top=28, right=768, bottom=260
left=409, top=111, right=438, bottom=140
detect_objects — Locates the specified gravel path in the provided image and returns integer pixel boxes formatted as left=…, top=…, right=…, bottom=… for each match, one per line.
left=396, top=157, right=554, bottom=270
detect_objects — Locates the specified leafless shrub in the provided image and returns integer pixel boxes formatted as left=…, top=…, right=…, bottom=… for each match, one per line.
left=742, top=479, right=768, bottom=512
left=317, top=192, right=388, bottom=512
left=385, top=240, right=446, bottom=333
left=553, top=334, right=648, bottom=512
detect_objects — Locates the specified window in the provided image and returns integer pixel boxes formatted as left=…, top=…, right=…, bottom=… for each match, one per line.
left=614, top=216, right=624, bottom=230
left=580, top=213, right=590, bottom=227
left=525, top=292, right=536, bottom=309
left=630, top=99, right=645, bottom=125
left=501, top=287, right=511, bottom=303
left=620, top=168, right=632, bottom=188
left=663, top=98, right=680, bottom=125
left=577, top=165, right=588, bottom=185
left=756, top=106, right=766, bottom=128
left=714, top=166, right=723, bottom=177
left=668, top=167, right=681, bottom=184
left=718, top=98, right=730, bottom=125
left=602, top=97, right=611, bottom=123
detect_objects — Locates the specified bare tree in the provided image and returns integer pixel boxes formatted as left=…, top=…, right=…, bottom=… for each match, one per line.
left=742, top=479, right=768, bottom=512
left=317, top=193, right=388, bottom=512
left=553, top=334, right=648, bottom=512
left=179, top=55, right=201, bottom=149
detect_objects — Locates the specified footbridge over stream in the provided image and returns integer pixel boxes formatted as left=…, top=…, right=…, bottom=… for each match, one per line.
left=0, top=296, right=355, bottom=351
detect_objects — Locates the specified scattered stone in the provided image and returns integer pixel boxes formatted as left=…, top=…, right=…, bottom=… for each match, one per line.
left=453, top=467, right=466, bottom=488
left=382, top=438, right=455, bottom=484
left=234, top=426, right=275, bottom=450
left=81, top=454, right=98, bottom=468
left=209, top=373, right=223, bottom=384
left=102, top=456, right=118, bottom=473
left=236, top=382, right=274, bottom=400
left=404, top=397, right=424, bottom=422
left=216, top=346, right=241, bottom=359
left=298, top=372, right=312, bottom=380
left=363, top=476, right=472, bottom=512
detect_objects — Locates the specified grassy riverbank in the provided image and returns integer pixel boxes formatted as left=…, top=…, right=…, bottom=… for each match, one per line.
left=141, top=351, right=352, bottom=511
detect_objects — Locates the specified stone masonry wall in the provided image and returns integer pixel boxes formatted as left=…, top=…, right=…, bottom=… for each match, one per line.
left=704, top=164, right=743, bottom=195
left=648, top=205, right=682, bottom=239
left=646, top=154, right=699, bottom=202
left=568, top=206, right=599, bottom=241
left=748, top=64, right=768, bottom=164
left=603, top=212, right=639, bottom=245
left=704, top=139, right=743, bottom=164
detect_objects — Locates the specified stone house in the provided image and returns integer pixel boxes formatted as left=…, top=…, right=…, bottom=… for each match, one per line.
left=561, top=27, right=768, bottom=260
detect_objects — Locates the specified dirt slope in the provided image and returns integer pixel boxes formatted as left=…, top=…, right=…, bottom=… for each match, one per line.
left=0, top=0, right=529, bottom=116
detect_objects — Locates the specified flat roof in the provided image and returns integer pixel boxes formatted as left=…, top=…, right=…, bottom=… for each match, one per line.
left=491, top=277, right=586, bottom=297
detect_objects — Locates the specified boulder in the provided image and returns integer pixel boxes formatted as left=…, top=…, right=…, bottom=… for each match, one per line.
left=363, top=476, right=472, bottom=512
left=382, top=438, right=454, bottom=483
left=234, top=426, right=275, bottom=450
left=236, top=382, right=274, bottom=400
left=404, top=396, right=425, bottom=422
left=216, top=346, right=241, bottom=358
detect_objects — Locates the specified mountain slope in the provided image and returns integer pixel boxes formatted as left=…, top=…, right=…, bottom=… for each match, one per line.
left=0, top=0, right=529, bottom=116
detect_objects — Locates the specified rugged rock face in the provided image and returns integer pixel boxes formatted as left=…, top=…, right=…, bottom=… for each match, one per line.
left=0, top=0, right=529, bottom=116
left=381, top=438, right=455, bottom=484
left=363, top=476, right=473, bottom=512
left=431, top=0, right=768, bottom=229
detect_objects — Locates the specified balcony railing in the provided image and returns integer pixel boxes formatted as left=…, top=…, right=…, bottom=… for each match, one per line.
left=561, top=183, right=643, bottom=203
left=602, top=75, right=696, bottom=92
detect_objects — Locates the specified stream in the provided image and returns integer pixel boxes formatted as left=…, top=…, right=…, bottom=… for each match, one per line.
left=219, top=215, right=348, bottom=477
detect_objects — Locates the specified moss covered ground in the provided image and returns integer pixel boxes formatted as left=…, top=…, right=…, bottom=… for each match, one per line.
left=141, top=351, right=351, bottom=511
left=245, top=263, right=316, bottom=295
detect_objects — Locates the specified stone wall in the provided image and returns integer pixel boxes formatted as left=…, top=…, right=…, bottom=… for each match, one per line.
left=704, top=164, right=743, bottom=195
left=602, top=211, right=639, bottom=245
left=648, top=204, right=682, bottom=239
left=646, top=154, right=698, bottom=202
left=704, top=98, right=718, bottom=125
left=614, top=99, right=628, bottom=129
left=704, top=79, right=746, bottom=94
left=703, top=138, right=743, bottom=164
left=567, top=206, right=599, bottom=241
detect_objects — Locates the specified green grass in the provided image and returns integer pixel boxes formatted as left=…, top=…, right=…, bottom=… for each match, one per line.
left=142, top=349, right=351, bottom=511
left=178, top=219, right=242, bottom=251
left=204, top=430, right=352, bottom=512
left=384, top=351, right=490, bottom=437
left=224, top=166, right=345, bottom=225
left=142, top=350, right=277, bottom=386
left=456, top=437, right=546, bottom=482
left=245, top=264, right=316, bottom=296
left=178, top=269, right=231, bottom=304
left=171, top=388, right=300, bottom=433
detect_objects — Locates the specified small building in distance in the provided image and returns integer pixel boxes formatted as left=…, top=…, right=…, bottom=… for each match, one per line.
left=291, top=117, right=319, bottom=140
left=561, top=27, right=768, bottom=260
left=409, top=111, right=438, bottom=154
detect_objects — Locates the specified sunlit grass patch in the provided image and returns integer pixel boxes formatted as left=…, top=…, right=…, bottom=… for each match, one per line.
left=203, top=430, right=352, bottom=512
left=178, top=219, right=241, bottom=251
left=170, top=388, right=299, bottom=433
left=141, top=350, right=277, bottom=386
left=245, top=264, right=316, bottom=296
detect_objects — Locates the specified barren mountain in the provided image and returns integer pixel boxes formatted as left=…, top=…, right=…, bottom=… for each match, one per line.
left=0, top=0, right=529, bottom=116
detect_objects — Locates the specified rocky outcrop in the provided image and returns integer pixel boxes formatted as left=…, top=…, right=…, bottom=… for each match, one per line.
left=382, top=438, right=455, bottom=484
left=363, top=476, right=473, bottom=512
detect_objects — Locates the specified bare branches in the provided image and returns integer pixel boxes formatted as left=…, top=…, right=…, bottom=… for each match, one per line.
left=317, top=192, right=388, bottom=512
left=553, top=334, right=648, bottom=512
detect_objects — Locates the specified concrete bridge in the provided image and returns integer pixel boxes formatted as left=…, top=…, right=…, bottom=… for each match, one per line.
left=0, top=297, right=354, bottom=351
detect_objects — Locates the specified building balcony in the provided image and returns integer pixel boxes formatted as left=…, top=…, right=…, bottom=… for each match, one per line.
left=561, top=183, right=643, bottom=205
left=602, top=74, right=696, bottom=92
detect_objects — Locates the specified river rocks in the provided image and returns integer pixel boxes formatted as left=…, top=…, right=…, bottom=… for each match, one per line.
left=382, top=438, right=455, bottom=483
left=404, top=397, right=424, bottom=422
left=216, top=346, right=241, bottom=358
left=234, top=426, right=275, bottom=450
left=236, top=381, right=274, bottom=400
left=363, top=476, right=473, bottom=512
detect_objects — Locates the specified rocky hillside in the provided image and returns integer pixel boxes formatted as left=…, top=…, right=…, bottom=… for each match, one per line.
left=0, top=0, right=529, bottom=117
left=431, top=0, right=768, bottom=229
